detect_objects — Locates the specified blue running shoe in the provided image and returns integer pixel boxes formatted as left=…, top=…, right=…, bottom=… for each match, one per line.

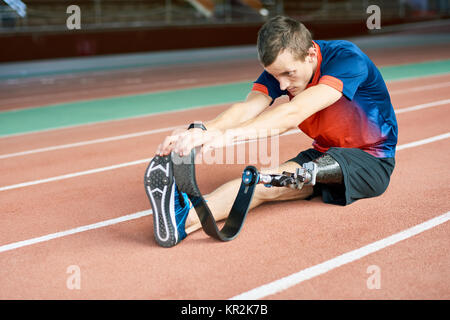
left=144, top=154, right=190, bottom=247
left=174, top=185, right=190, bottom=241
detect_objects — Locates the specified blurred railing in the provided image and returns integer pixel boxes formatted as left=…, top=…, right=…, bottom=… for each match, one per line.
left=284, top=0, right=449, bottom=23
left=0, top=0, right=283, bottom=32
left=0, top=0, right=448, bottom=33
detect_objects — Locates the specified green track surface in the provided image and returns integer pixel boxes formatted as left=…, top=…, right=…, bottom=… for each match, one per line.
left=1, top=59, right=449, bottom=137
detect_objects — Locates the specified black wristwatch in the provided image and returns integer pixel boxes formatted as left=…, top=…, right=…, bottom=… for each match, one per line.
left=187, top=122, right=207, bottom=131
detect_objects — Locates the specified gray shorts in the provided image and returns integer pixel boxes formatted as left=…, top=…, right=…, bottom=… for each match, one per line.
left=287, top=148, right=395, bottom=206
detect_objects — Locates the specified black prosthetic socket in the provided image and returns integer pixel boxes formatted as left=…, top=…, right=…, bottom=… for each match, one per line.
left=313, top=154, right=343, bottom=185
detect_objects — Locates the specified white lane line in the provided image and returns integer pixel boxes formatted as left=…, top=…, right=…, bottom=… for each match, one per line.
left=1, top=97, right=449, bottom=160
left=3, top=71, right=447, bottom=113
left=0, top=125, right=180, bottom=160
left=0, top=210, right=151, bottom=253
left=396, top=132, right=450, bottom=150
left=0, top=74, right=448, bottom=140
left=0, top=129, right=449, bottom=193
left=389, top=81, right=450, bottom=94
left=0, top=133, right=448, bottom=253
left=0, top=77, right=199, bottom=108
left=0, top=158, right=151, bottom=192
left=3, top=77, right=447, bottom=114
left=0, top=102, right=229, bottom=139
left=0, top=131, right=292, bottom=192
left=395, top=99, right=450, bottom=114
left=229, top=211, right=450, bottom=300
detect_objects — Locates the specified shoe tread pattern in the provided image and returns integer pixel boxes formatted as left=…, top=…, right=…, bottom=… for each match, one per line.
left=172, top=151, right=202, bottom=197
left=144, top=155, right=176, bottom=247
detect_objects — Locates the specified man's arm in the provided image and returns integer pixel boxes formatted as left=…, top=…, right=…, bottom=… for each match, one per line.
left=205, top=91, right=272, bottom=131
left=202, top=84, right=342, bottom=150
left=156, top=91, right=271, bottom=155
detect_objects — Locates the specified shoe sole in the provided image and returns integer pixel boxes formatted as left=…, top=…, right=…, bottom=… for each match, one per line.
left=172, top=151, right=201, bottom=196
left=144, top=154, right=179, bottom=247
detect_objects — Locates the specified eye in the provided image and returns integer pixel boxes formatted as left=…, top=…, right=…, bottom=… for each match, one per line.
left=287, top=71, right=295, bottom=77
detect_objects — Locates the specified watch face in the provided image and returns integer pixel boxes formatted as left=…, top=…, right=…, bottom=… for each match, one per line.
left=189, top=123, right=206, bottom=130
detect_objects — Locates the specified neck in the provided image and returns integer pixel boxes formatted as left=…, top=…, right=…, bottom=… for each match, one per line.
left=310, top=42, right=319, bottom=80
left=308, top=57, right=318, bottom=84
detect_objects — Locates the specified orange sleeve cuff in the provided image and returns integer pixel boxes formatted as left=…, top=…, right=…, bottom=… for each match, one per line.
left=318, top=75, right=344, bottom=92
left=252, top=83, right=269, bottom=96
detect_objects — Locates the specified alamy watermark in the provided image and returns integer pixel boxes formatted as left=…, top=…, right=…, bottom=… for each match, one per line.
left=66, top=265, right=81, bottom=290
left=366, top=265, right=381, bottom=289
left=366, top=5, right=381, bottom=30
left=65, top=5, right=381, bottom=32
left=170, top=128, right=281, bottom=170
left=66, top=5, right=81, bottom=30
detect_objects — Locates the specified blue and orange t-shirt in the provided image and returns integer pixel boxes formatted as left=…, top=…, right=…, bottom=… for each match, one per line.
left=252, top=40, right=398, bottom=158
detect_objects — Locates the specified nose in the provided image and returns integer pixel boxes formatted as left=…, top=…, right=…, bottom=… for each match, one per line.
left=279, top=78, right=290, bottom=91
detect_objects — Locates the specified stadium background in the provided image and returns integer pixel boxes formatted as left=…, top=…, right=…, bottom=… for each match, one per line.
left=1, top=0, right=448, bottom=62
left=0, top=0, right=449, bottom=301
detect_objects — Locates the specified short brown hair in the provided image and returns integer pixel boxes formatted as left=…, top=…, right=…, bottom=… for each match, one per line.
left=257, top=15, right=313, bottom=67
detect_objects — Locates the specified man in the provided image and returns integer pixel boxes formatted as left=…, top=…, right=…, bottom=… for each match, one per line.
left=145, top=15, right=398, bottom=247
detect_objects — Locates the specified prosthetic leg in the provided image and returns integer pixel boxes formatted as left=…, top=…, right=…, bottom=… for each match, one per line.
left=167, top=121, right=344, bottom=242
left=172, top=150, right=343, bottom=242
left=258, top=154, right=343, bottom=189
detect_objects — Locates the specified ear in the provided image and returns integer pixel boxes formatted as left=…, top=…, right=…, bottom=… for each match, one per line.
left=305, top=46, right=317, bottom=63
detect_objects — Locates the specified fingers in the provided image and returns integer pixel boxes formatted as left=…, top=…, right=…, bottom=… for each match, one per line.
left=200, top=138, right=220, bottom=154
left=156, top=128, right=187, bottom=155
left=174, top=129, right=207, bottom=156
left=156, top=128, right=226, bottom=157
left=201, top=130, right=234, bottom=154
left=156, top=135, right=178, bottom=156
left=156, top=129, right=208, bottom=156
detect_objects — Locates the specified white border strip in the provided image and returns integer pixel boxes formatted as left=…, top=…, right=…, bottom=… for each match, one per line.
left=230, top=211, right=450, bottom=300
left=0, top=133, right=448, bottom=253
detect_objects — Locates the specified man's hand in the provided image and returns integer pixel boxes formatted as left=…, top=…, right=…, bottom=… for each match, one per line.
left=155, top=127, right=187, bottom=156
left=156, top=127, right=225, bottom=157
left=155, top=91, right=271, bottom=156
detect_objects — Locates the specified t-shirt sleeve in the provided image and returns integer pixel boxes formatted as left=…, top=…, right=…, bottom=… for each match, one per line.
left=318, top=50, right=368, bottom=100
left=252, top=70, right=287, bottom=104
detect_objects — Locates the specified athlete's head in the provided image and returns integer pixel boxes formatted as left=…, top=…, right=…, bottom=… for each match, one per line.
left=257, top=15, right=317, bottom=96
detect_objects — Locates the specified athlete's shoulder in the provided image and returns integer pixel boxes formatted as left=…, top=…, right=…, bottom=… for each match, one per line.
left=315, top=39, right=366, bottom=60
left=316, top=39, right=372, bottom=76
left=315, top=40, right=374, bottom=100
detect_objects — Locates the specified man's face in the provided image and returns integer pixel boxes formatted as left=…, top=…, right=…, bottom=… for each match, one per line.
left=265, top=47, right=317, bottom=96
